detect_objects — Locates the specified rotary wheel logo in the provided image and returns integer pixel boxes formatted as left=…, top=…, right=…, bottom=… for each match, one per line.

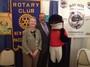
left=68, top=12, right=84, bottom=29
left=19, top=14, right=32, bottom=29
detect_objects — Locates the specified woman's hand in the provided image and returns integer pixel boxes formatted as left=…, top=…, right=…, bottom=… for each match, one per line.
left=32, top=49, right=39, bottom=58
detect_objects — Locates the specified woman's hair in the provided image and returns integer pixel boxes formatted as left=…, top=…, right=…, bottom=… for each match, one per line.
left=29, top=16, right=36, bottom=21
left=29, top=16, right=37, bottom=27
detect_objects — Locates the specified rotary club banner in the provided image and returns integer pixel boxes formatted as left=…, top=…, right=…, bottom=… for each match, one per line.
left=0, top=13, right=12, bottom=35
left=12, top=0, right=40, bottom=50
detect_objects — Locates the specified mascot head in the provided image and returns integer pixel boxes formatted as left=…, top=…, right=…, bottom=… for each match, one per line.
left=49, top=14, right=63, bottom=29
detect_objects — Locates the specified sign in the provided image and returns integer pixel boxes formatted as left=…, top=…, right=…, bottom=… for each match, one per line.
left=12, top=0, right=41, bottom=51
left=58, top=0, right=90, bottom=37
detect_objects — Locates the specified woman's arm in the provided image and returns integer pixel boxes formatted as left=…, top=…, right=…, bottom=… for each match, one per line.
left=22, top=30, right=32, bottom=55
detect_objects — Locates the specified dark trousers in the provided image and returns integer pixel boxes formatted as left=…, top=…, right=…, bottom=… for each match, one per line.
left=37, top=52, right=48, bottom=67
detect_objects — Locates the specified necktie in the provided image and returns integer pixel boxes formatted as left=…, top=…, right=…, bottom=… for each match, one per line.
left=42, top=23, right=49, bottom=35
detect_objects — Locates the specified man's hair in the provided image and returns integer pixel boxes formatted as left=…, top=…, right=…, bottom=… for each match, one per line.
left=38, top=13, right=46, bottom=18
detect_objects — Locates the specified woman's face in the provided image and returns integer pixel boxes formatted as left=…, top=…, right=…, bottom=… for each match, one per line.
left=29, top=18, right=36, bottom=28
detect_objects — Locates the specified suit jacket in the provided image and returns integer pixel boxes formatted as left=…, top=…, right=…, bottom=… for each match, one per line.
left=36, top=22, right=50, bottom=53
left=22, top=29, right=42, bottom=54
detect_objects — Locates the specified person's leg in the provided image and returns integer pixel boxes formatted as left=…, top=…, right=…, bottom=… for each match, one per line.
left=37, top=52, right=48, bottom=67
left=49, top=57, right=58, bottom=67
left=33, top=52, right=39, bottom=67
left=23, top=53, right=32, bottom=67
left=49, top=46, right=57, bottom=67
left=56, top=47, right=62, bottom=63
left=42, top=52, right=48, bottom=67
left=37, top=52, right=43, bottom=67
left=49, top=46, right=56, bottom=63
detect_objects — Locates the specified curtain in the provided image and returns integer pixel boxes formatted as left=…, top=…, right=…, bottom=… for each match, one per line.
left=70, top=38, right=90, bottom=67
left=49, top=0, right=58, bottom=16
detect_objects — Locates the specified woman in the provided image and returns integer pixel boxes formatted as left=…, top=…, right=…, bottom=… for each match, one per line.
left=22, top=16, right=42, bottom=67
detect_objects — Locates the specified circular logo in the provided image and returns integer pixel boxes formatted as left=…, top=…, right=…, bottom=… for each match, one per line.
left=60, top=1, right=67, bottom=8
left=68, top=12, right=84, bottom=29
left=87, top=2, right=90, bottom=9
left=19, top=14, right=32, bottom=29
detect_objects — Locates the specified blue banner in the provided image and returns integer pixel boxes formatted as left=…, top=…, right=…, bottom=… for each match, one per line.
left=12, top=0, right=40, bottom=51
left=49, top=0, right=58, bottom=16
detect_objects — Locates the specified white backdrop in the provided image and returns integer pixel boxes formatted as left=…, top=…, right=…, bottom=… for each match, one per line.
left=58, top=0, right=90, bottom=37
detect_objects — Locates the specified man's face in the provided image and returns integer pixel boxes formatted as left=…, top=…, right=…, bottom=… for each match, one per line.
left=39, top=14, right=46, bottom=23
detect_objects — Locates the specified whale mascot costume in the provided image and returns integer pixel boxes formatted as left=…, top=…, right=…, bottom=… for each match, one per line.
left=49, top=14, right=69, bottom=67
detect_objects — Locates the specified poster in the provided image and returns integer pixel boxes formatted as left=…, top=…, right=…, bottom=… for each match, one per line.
left=58, top=0, right=90, bottom=37
left=0, top=13, right=12, bottom=35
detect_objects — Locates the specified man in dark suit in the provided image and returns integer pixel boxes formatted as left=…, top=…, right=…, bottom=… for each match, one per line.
left=36, top=13, right=49, bottom=67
